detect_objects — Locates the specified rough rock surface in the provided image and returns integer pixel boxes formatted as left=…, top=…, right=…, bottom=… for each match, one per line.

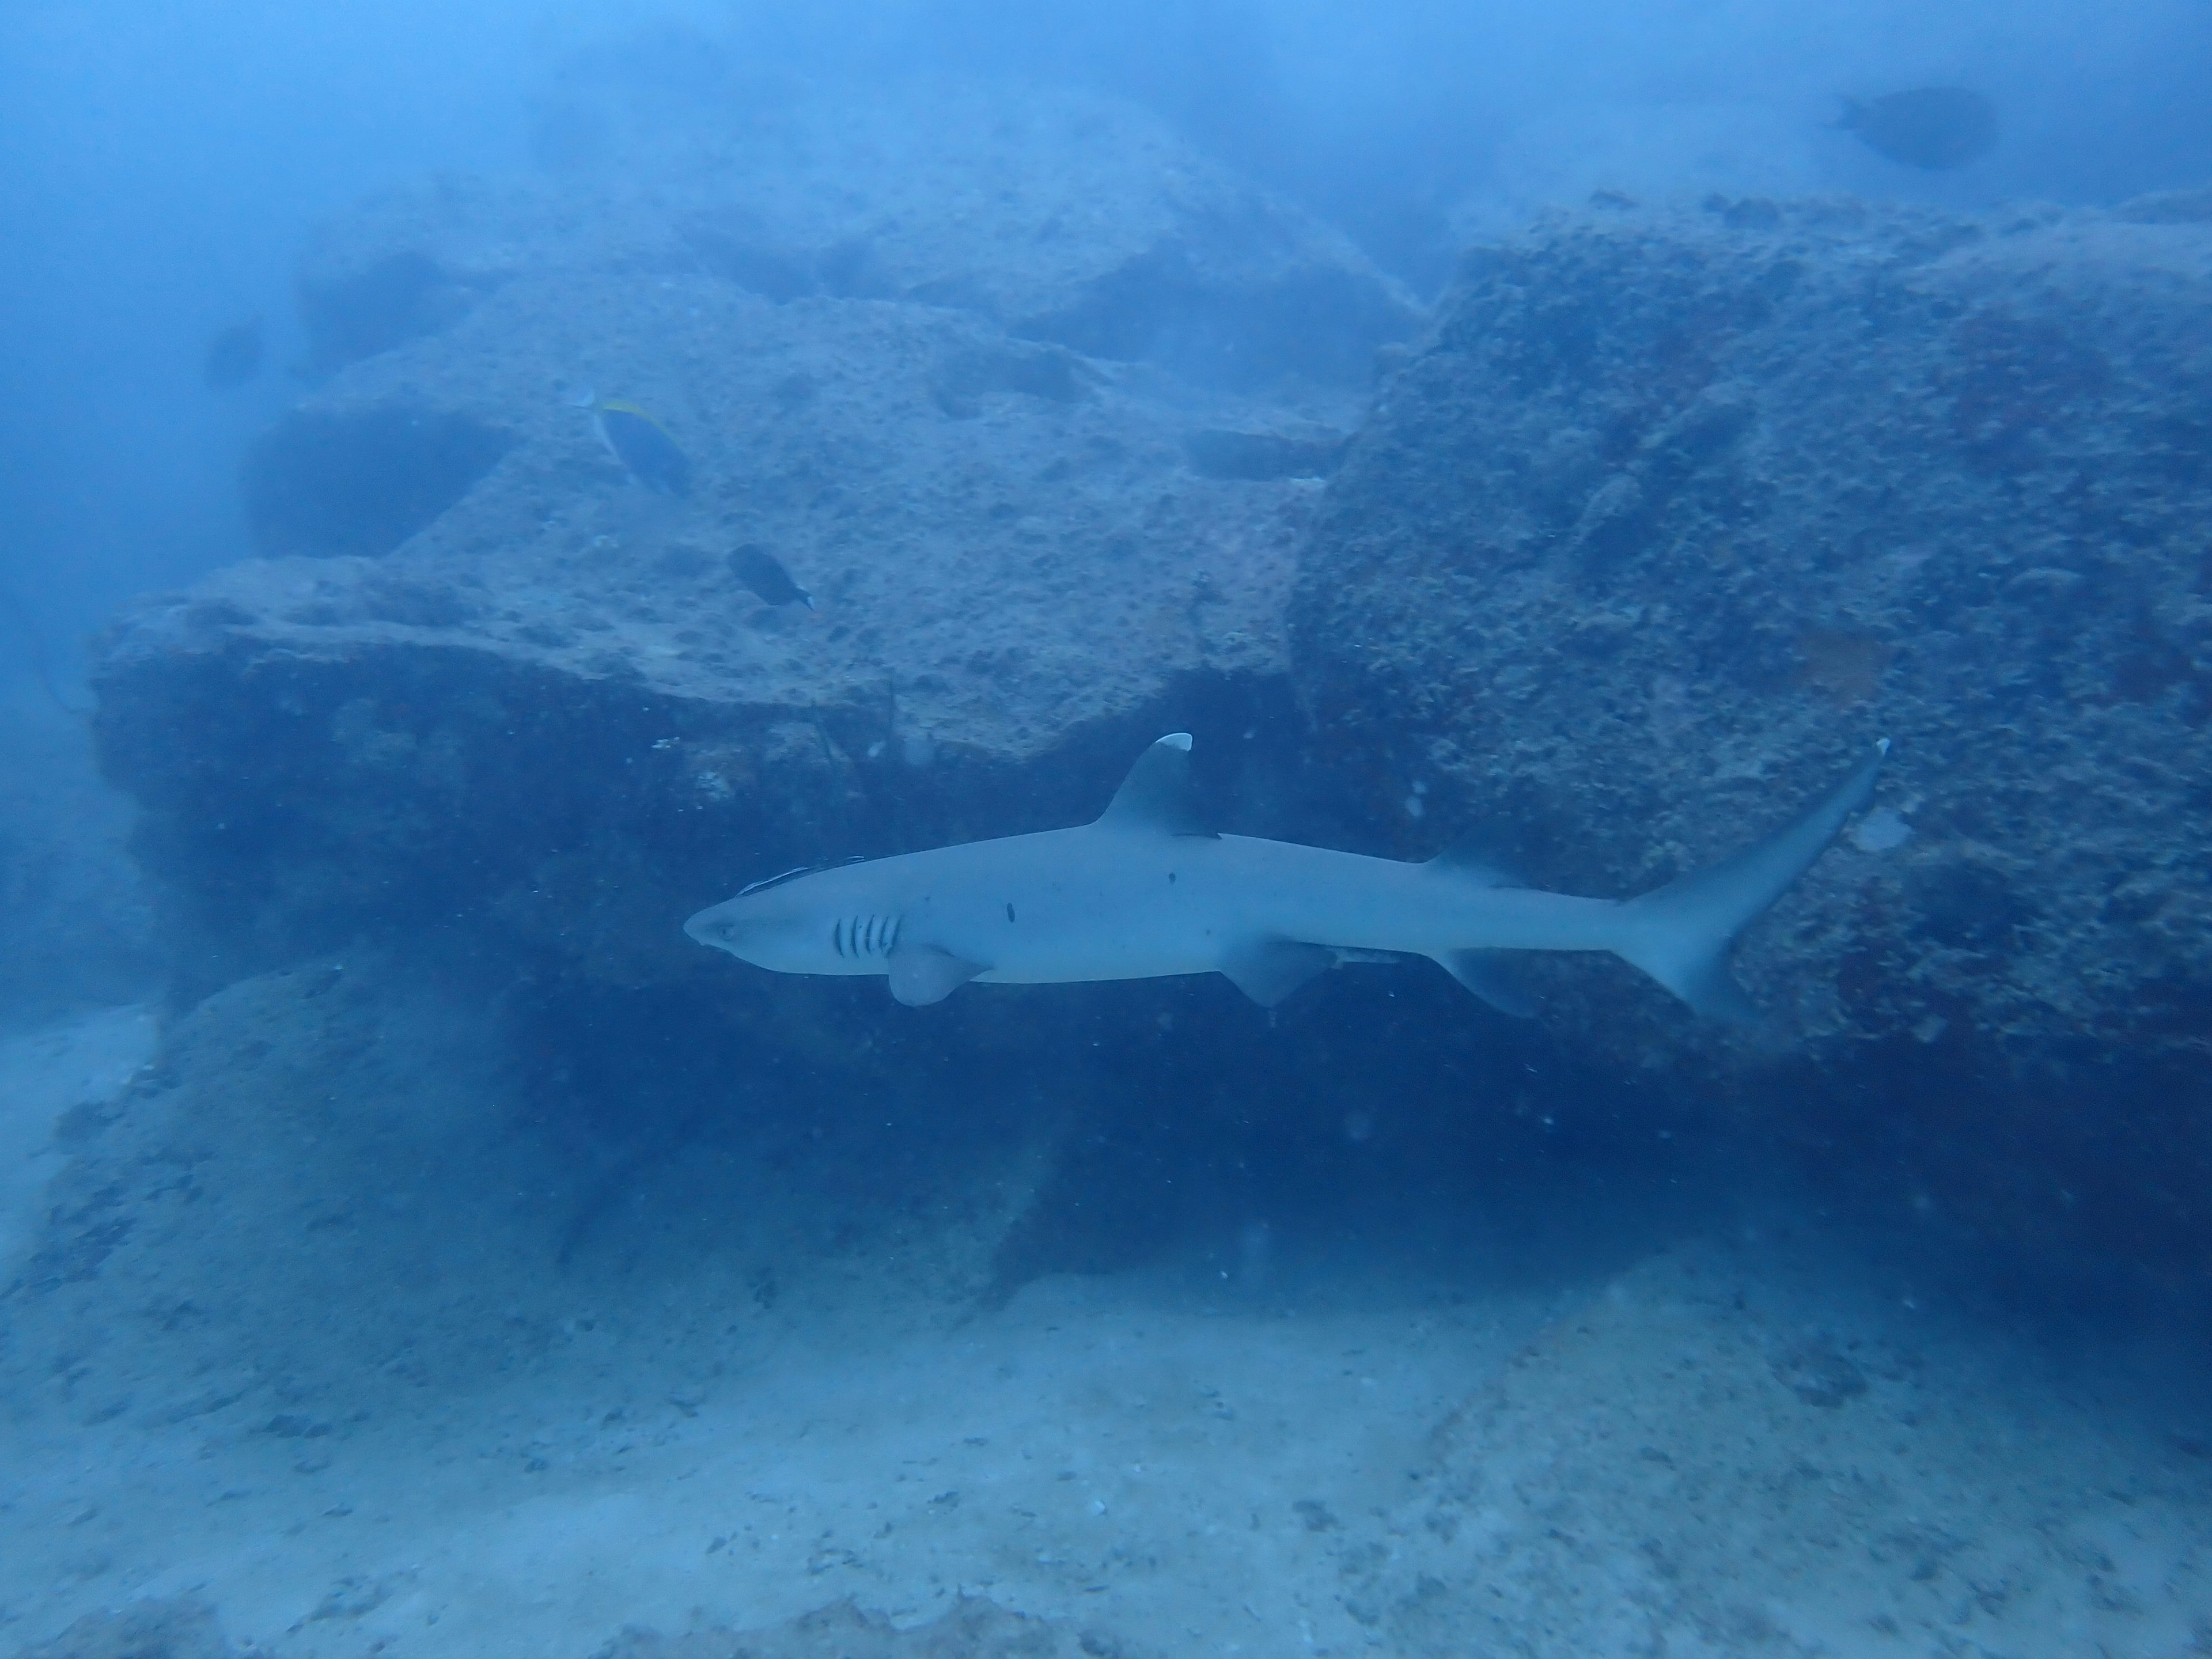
left=226, top=278, right=1304, bottom=743
left=1335, top=1242, right=2212, bottom=1657
left=0, top=950, right=1058, bottom=1414
left=1293, top=195, right=2212, bottom=1261
left=12, top=1597, right=262, bottom=1659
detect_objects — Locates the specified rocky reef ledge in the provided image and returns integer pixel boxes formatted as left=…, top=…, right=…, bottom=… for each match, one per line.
left=1296, top=191, right=2212, bottom=1273
left=91, top=142, right=2212, bottom=1286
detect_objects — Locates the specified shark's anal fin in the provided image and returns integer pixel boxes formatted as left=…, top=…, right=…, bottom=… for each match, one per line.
left=1097, top=732, right=1215, bottom=836
left=1437, top=949, right=1540, bottom=1017
left=888, top=944, right=986, bottom=1006
left=1221, top=939, right=1336, bottom=1007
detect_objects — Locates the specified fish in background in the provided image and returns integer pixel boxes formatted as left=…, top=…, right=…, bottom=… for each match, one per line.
left=730, top=544, right=815, bottom=609
left=1835, top=87, right=1997, bottom=171
left=567, top=387, right=693, bottom=495
left=202, top=317, right=264, bottom=388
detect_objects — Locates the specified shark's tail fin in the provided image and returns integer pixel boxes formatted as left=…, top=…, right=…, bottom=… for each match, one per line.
left=1611, top=742, right=1888, bottom=1023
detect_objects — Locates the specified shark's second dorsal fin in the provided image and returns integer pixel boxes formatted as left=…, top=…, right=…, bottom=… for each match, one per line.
left=1097, top=732, right=1214, bottom=836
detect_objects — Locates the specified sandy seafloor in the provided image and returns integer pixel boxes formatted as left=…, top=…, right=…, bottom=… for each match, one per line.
left=3, top=1003, right=2210, bottom=1659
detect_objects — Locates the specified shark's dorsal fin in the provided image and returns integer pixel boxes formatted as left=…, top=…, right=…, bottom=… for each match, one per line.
left=1426, top=840, right=1521, bottom=887
left=1097, top=732, right=1214, bottom=836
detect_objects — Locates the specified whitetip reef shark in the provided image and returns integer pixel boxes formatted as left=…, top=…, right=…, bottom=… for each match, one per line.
left=685, top=733, right=1887, bottom=1022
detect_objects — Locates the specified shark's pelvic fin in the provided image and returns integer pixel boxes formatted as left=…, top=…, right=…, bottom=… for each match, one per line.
left=1097, top=732, right=1215, bottom=836
left=1438, top=948, right=1540, bottom=1017
left=1612, top=741, right=1888, bottom=1023
left=1221, top=938, right=1336, bottom=1007
left=888, top=943, right=986, bottom=1006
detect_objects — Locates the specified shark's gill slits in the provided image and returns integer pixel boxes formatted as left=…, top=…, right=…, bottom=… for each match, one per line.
left=835, top=915, right=900, bottom=959
left=827, top=914, right=903, bottom=958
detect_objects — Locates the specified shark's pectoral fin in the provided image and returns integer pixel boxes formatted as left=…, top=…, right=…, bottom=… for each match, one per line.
left=1221, top=939, right=1336, bottom=1007
left=1437, top=949, right=1540, bottom=1017
left=888, top=944, right=986, bottom=1006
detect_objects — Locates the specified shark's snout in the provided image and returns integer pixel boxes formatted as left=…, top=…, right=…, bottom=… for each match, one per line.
left=684, top=904, right=740, bottom=952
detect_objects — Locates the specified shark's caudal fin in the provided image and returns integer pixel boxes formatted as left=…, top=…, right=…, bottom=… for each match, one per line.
left=1611, top=741, right=1888, bottom=1023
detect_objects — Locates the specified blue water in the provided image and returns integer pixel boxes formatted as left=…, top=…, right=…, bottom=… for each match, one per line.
left=4, top=6, right=2211, bottom=1656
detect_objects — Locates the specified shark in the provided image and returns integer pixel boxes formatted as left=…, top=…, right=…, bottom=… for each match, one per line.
left=684, top=733, right=1887, bottom=1022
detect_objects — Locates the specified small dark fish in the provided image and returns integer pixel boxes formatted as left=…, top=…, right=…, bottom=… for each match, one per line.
left=1836, top=87, right=1997, bottom=171
left=729, top=544, right=814, bottom=609
left=202, top=317, right=264, bottom=388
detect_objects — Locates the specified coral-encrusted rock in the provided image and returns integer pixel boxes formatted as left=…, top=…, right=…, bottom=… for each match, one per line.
left=1293, top=196, right=2212, bottom=1254
left=220, top=275, right=1306, bottom=741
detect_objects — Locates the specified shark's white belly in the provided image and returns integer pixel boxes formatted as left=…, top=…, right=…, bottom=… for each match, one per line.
left=910, top=834, right=1239, bottom=984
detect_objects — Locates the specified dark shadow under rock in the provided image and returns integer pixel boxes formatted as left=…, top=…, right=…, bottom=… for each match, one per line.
left=298, top=248, right=492, bottom=374
left=243, top=404, right=511, bottom=559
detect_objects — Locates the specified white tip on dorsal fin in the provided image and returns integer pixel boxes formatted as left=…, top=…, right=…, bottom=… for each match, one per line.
left=1097, top=732, right=1214, bottom=836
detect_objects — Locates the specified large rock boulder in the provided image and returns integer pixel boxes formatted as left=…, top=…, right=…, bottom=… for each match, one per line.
left=1292, top=194, right=2212, bottom=1262
left=98, top=82, right=1414, bottom=993
left=294, top=79, right=1420, bottom=390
